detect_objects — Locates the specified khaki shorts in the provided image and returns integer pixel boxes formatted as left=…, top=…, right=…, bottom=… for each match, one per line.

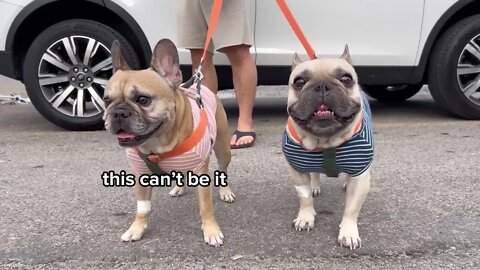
left=177, top=0, right=254, bottom=53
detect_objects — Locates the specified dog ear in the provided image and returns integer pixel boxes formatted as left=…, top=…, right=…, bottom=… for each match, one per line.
left=111, top=40, right=130, bottom=73
left=292, top=52, right=303, bottom=70
left=151, top=39, right=183, bottom=89
left=340, top=44, right=352, bottom=64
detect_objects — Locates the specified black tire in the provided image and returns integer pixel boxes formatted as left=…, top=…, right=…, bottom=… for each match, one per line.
left=23, top=19, right=141, bottom=130
left=428, top=15, right=480, bottom=120
left=362, top=84, right=423, bottom=103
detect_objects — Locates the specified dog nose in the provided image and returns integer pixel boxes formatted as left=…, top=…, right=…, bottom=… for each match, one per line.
left=113, top=108, right=131, bottom=119
left=315, top=82, right=330, bottom=92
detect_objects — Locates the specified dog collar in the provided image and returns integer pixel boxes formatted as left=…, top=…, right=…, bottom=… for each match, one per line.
left=286, top=113, right=363, bottom=151
left=135, top=108, right=208, bottom=163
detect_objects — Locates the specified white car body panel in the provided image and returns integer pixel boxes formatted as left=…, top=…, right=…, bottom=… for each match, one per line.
left=415, top=0, right=459, bottom=64
left=1, top=0, right=31, bottom=6
left=110, top=0, right=178, bottom=47
left=0, top=0, right=24, bottom=50
left=254, top=0, right=424, bottom=66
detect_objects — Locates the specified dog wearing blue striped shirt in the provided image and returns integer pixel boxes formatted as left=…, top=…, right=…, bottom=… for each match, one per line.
left=282, top=46, right=374, bottom=250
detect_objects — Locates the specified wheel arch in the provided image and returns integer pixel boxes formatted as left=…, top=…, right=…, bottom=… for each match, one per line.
left=413, top=0, right=480, bottom=83
left=6, top=0, right=151, bottom=81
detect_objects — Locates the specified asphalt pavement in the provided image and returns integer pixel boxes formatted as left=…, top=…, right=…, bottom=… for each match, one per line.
left=0, top=76, right=479, bottom=269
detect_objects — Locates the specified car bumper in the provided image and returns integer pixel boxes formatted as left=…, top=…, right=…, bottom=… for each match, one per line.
left=0, top=51, right=17, bottom=79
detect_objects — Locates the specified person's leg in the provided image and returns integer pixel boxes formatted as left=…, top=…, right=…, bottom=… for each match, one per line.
left=190, top=49, right=218, bottom=94
left=220, top=45, right=257, bottom=147
left=212, top=0, right=256, bottom=147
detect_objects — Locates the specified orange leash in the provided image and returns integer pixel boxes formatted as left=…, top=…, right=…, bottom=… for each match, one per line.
left=199, top=0, right=223, bottom=66
left=276, top=0, right=316, bottom=60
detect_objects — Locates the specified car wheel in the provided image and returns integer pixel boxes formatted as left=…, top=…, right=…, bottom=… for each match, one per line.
left=23, top=19, right=141, bottom=130
left=428, top=15, right=480, bottom=120
left=362, top=84, right=423, bottom=103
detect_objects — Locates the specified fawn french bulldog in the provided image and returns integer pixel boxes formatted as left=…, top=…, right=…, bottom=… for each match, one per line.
left=103, top=39, right=234, bottom=247
left=282, top=46, right=374, bottom=250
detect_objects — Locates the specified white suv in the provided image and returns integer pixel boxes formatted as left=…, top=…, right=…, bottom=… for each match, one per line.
left=1, top=0, right=479, bottom=130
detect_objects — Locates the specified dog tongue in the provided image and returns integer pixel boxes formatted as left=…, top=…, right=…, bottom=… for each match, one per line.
left=116, top=132, right=137, bottom=139
left=318, top=104, right=330, bottom=112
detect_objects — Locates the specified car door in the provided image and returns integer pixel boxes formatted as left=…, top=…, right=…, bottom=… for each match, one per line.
left=254, top=0, right=425, bottom=67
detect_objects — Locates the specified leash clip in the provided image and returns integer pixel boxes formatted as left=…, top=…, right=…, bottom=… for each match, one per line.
left=182, top=0, right=223, bottom=108
left=195, top=61, right=204, bottom=82
left=193, top=64, right=204, bottom=108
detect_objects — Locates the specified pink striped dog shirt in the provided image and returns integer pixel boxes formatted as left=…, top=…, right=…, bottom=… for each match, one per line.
left=126, top=85, right=217, bottom=174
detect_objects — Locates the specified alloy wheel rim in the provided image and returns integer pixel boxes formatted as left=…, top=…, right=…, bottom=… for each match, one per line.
left=38, top=35, right=112, bottom=117
left=457, top=34, right=480, bottom=107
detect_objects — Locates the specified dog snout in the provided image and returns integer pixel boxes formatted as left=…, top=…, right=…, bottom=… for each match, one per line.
left=315, top=82, right=331, bottom=92
left=113, top=108, right=132, bottom=119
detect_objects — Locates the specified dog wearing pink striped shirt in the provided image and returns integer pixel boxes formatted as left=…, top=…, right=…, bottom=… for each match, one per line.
left=103, top=39, right=234, bottom=247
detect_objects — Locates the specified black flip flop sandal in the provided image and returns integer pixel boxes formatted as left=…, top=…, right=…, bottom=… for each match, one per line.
left=230, top=130, right=256, bottom=149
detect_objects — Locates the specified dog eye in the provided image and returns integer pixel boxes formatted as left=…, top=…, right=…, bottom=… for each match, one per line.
left=293, top=77, right=306, bottom=88
left=136, top=95, right=151, bottom=106
left=340, top=74, right=353, bottom=85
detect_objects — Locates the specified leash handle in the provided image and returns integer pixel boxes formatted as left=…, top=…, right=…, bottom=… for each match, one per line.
left=276, top=0, right=316, bottom=60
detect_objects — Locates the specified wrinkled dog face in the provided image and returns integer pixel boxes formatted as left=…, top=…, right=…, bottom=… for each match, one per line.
left=287, top=46, right=362, bottom=138
left=103, top=39, right=183, bottom=147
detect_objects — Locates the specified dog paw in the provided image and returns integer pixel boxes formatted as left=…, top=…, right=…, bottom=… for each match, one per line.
left=201, top=222, right=224, bottom=247
left=293, top=209, right=316, bottom=231
left=121, top=221, right=147, bottom=242
left=337, top=220, right=361, bottom=250
left=169, top=185, right=186, bottom=197
left=312, top=186, right=321, bottom=197
left=219, top=186, right=235, bottom=203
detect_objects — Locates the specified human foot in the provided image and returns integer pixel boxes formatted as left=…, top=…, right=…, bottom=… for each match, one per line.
left=230, top=130, right=256, bottom=149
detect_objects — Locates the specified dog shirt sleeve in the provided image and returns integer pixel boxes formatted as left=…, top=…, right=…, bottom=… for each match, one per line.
left=335, top=93, right=374, bottom=177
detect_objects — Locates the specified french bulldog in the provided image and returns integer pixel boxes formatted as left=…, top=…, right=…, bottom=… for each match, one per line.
left=103, top=38, right=235, bottom=247
left=282, top=46, right=374, bottom=250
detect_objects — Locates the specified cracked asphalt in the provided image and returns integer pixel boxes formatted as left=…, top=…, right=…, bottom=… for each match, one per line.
left=0, top=76, right=479, bottom=269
